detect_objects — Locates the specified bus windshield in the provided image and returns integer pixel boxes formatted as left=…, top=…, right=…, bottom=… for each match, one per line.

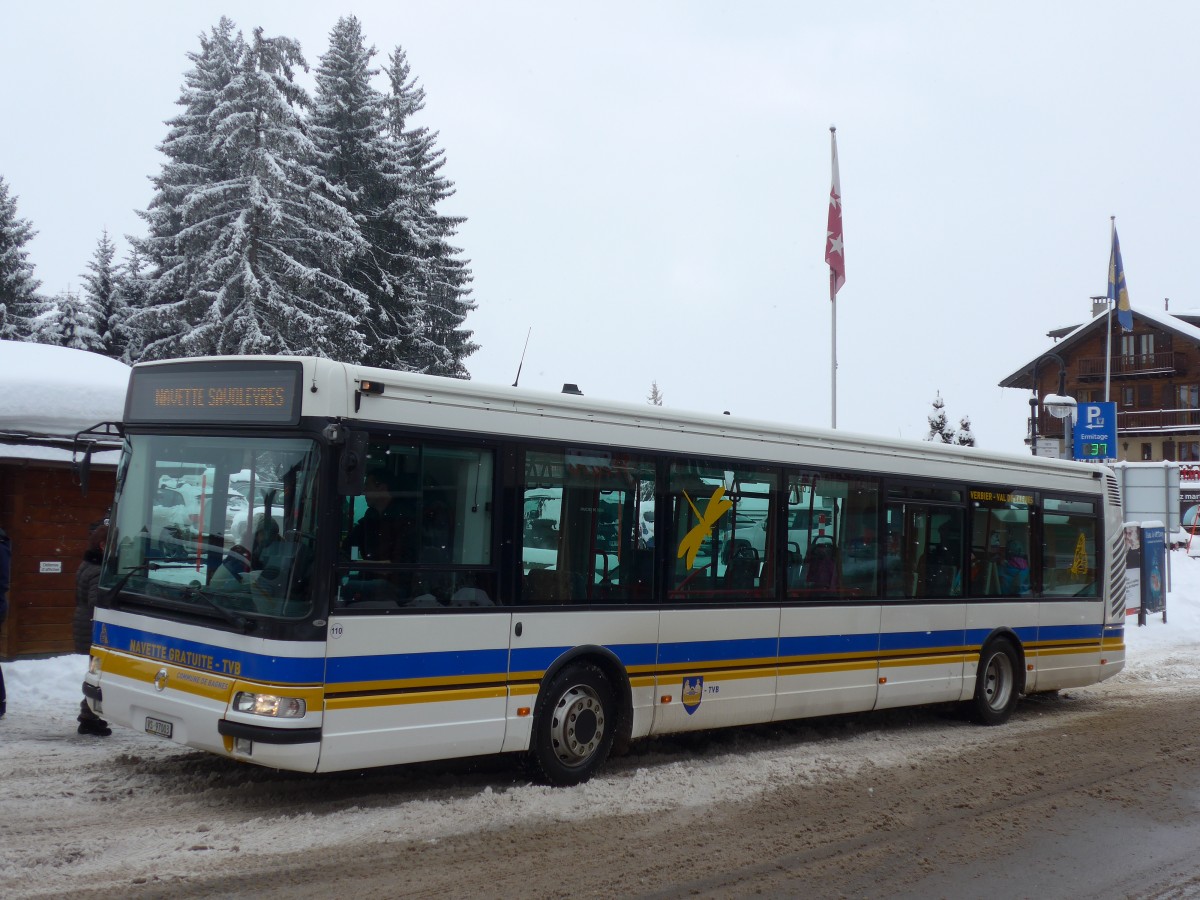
left=102, top=433, right=321, bottom=622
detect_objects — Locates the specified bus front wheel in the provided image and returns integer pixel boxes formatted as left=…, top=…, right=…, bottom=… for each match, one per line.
left=527, top=663, right=615, bottom=786
left=970, top=638, right=1020, bottom=725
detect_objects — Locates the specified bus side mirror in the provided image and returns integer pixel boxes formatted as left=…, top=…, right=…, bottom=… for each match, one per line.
left=72, top=421, right=122, bottom=497
left=337, top=430, right=369, bottom=496
left=76, top=444, right=93, bottom=497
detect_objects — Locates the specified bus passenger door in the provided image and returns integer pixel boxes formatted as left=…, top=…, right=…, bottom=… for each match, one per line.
left=318, top=611, right=514, bottom=773
left=877, top=502, right=968, bottom=708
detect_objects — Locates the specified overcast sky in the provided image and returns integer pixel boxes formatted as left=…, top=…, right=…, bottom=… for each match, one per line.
left=3, top=2, right=1196, bottom=452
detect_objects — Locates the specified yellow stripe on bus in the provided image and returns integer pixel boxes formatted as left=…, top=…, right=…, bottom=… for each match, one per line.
left=325, top=685, right=509, bottom=710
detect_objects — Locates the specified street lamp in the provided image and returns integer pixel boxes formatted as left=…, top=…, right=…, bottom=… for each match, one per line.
left=1029, top=352, right=1073, bottom=457
left=1043, top=392, right=1079, bottom=459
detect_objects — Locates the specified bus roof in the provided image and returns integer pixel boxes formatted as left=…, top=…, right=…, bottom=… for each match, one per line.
left=130, top=354, right=1111, bottom=492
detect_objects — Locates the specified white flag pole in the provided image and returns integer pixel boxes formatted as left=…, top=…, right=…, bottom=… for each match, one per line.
left=831, top=266, right=838, bottom=430
left=1105, top=216, right=1115, bottom=403
left=826, top=126, right=845, bottom=430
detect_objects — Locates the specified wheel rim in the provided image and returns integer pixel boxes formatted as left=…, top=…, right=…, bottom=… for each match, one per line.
left=550, top=683, right=606, bottom=768
left=982, top=650, right=1014, bottom=712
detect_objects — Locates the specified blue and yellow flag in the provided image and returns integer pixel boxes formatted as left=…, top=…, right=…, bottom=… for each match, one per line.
left=1108, top=224, right=1133, bottom=332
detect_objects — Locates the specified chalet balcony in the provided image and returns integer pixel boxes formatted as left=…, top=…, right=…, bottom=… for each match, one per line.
left=1027, top=408, right=1200, bottom=440
left=1076, top=351, right=1182, bottom=380
left=1119, top=408, right=1200, bottom=433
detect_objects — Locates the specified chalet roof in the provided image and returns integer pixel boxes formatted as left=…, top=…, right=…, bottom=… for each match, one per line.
left=999, top=305, right=1200, bottom=391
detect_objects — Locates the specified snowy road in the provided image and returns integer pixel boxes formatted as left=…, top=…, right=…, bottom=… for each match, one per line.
left=3, top=560, right=1200, bottom=898
left=6, top=654, right=1200, bottom=898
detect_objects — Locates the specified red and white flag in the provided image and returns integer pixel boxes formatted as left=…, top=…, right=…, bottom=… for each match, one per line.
left=825, top=127, right=845, bottom=296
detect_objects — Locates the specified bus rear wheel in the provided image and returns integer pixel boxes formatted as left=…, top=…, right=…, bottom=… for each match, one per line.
left=970, top=638, right=1020, bottom=725
left=527, top=663, right=615, bottom=786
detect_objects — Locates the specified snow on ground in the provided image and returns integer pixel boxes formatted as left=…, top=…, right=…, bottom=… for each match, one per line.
left=2, top=554, right=1199, bottom=891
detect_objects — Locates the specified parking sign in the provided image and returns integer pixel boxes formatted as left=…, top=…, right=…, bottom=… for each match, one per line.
left=1073, top=401, right=1117, bottom=461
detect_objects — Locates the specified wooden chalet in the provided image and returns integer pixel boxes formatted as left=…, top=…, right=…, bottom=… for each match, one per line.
left=0, top=341, right=126, bottom=660
left=1000, top=299, right=1200, bottom=462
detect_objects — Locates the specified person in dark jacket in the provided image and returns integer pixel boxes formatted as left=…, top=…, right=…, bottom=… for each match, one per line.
left=0, top=525, right=10, bottom=718
left=74, top=523, right=111, bottom=736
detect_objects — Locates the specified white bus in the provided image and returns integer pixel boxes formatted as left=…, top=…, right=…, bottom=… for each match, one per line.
left=82, top=356, right=1127, bottom=785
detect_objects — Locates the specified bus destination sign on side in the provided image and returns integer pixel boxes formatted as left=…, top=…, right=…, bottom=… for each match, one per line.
left=126, top=362, right=304, bottom=425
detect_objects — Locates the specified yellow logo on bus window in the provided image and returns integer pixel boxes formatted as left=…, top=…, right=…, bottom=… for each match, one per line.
left=1071, top=531, right=1089, bottom=577
left=677, top=487, right=733, bottom=569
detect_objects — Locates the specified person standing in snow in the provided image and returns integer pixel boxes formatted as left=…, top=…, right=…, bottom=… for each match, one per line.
left=0, top=525, right=9, bottom=718
left=74, top=522, right=110, bottom=736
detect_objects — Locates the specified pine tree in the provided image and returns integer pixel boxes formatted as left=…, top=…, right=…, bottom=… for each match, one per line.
left=956, top=415, right=977, bottom=447
left=926, top=392, right=955, bottom=443
left=383, top=45, right=476, bottom=377
left=132, top=21, right=368, bottom=361
left=127, top=18, right=245, bottom=360
left=40, top=289, right=101, bottom=350
left=648, top=381, right=664, bottom=405
left=113, top=245, right=151, bottom=363
left=310, top=17, right=415, bottom=368
left=80, top=229, right=126, bottom=359
left=0, top=175, right=43, bottom=341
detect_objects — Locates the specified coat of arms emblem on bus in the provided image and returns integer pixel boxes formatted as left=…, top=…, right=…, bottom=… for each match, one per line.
left=682, top=676, right=704, bottom=714
left=677, top=487, right=733, bottom=569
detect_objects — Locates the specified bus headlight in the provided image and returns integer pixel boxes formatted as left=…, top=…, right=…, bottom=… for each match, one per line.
left=233, top=691, right=306, bottom=718
left=88, top=655, right=103, bottom=676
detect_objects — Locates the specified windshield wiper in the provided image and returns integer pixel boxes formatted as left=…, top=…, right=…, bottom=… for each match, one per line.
left=106, top=561, right=198, bottom=606
left=179, top=586, right=256, bottom=633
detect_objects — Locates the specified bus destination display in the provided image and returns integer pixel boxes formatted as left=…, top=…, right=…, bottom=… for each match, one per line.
left=125, top=363, right=303, bottom=424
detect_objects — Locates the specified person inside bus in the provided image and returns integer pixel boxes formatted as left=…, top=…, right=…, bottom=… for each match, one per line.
left=805, top=538, right=838, bottom=591
left=999, top=540, right=1031, bottom=595
left=346, top=469, right=416, bottom=563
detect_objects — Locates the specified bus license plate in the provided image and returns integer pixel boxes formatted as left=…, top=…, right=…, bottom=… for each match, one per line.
left=145, top=716, right=173, bottom=738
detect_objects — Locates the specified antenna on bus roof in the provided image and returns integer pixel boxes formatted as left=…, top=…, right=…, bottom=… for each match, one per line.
left=512, top=327, right=532, bottom=387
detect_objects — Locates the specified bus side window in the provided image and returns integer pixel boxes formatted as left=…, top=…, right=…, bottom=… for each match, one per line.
left=520, top=449, right=655, bottom=605
left=338, top=438, right=497, bottom=608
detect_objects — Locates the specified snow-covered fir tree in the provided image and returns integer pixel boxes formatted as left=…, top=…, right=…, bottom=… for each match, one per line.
left=126, top=18, right=245, bottom=359
left=80, top=229, right=127, bottom=359
left=113, top=245, right=151, bottom=363
left=0, top=176, right=43, bottom=341
left=956, top=415, right=977, bottom=447
left=924, top=393, right=976, bottom=446
left=310, top=17, right=419, bottom=369
left=39, top=289, right=101, bottom=350
left=132, top=22, right=368, bottom=361
left=648, top=381, right=664, bottom=405
left=925, top=392, right=955, bottom=443
left=122, top=18, right=477, bottom=371
left=382, top=45, right=476, bottom=376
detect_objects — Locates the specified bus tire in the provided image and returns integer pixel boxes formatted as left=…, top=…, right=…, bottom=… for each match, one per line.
left=970, top=638, right=1020, bottom=725
left=527, top=662, right=615, bottom=786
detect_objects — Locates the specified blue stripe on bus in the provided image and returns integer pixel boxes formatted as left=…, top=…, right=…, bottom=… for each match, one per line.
left=326, top=649, right=510, bottom=684
left=656, top=637, right=779, bottom=666
left=964, top=626, right=1039, bottom=646
left=95, top=621, right=325, bottom=683
left=879, top=630, right=966, bottom=652
left=779, top=632, right=881, bottom=657
left=1036, top=623, right=1104, bottom=642
left=510, top=642, right=659, bottom=673
left=98, top=618, right=1112, bottom=692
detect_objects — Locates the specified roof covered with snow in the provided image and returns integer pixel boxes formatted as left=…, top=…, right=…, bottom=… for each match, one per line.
left=0, top=340, right=129, bottom=443
left=999, top=304, right=1200, bottom=390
